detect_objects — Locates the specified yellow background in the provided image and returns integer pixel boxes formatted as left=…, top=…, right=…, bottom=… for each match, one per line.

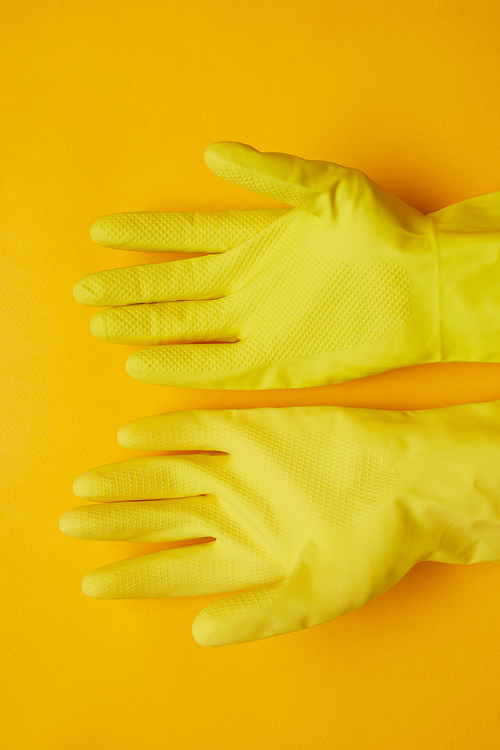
left=2, top=1, right=500, bottom=747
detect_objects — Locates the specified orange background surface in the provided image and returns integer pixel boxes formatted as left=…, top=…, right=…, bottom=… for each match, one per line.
left=2, top=1, right=500, bottom=747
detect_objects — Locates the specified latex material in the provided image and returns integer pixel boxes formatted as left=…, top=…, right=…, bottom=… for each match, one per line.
left=60, top=401, right=500, bottom=646
left=74, top=142, right=500, bottom=390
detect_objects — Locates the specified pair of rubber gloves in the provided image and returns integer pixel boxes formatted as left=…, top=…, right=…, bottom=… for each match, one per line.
left=60, top=142, right=500, bottom=646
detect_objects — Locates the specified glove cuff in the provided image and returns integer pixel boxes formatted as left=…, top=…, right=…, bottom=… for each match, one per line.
left=436, top=226, right=500, bottom=362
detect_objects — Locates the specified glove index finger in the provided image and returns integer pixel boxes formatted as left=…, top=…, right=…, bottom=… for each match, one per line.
left=90, top=209, right=287, bottom=251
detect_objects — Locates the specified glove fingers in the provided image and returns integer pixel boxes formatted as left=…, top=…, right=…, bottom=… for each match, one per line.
left=81, top=541, right=232, bottom=598
left=89, top=297, right=243, bottom=345
left=90, top=209, right=288, bottom=251
left=205, top=141, right=351, bottom=214
left=74, top=253, right=237, bottom=308
left=82, top=542, right=282, bottom=599
left=74, top=213, right=281, bottom=307
left=73, top=455, right=222, bottom=502
left=117, top=410, right=232, bottom=452
left=125, top=341, right=257, bottom=389
left=59, top=495, right=223, bottom=543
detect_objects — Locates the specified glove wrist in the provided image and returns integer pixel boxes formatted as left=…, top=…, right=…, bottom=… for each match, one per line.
left=435, top=226, right=500, bottom=362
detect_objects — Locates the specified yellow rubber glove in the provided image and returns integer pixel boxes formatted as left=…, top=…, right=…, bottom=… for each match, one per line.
left=73, top=142, right=500, bottom=389
left=60, top=401, right=500, bottom=646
